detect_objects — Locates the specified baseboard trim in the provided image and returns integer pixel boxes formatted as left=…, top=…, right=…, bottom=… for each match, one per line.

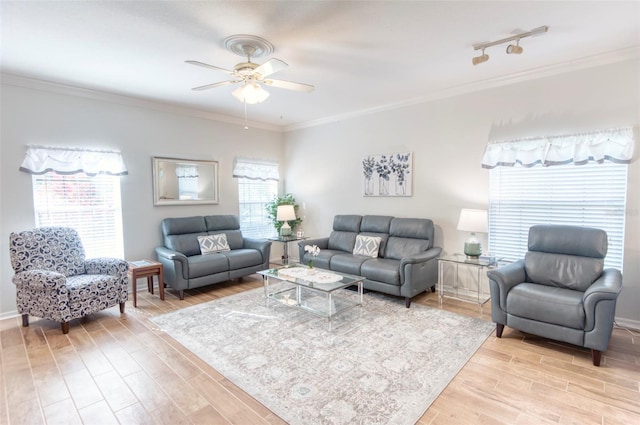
left=615, top=317, right=640, bottom=332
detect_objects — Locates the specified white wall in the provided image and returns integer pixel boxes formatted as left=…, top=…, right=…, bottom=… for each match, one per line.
left=284, top=60, right=640, bottom=326
left=2, top=61, right=639, bottom=326
left=0, top=84, right=285, bottom=316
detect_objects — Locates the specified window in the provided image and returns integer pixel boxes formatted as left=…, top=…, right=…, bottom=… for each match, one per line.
left=233, top=158, right=280, bottom=238
left=32, top=172, right=125, bottom=259
left=237, top=177, right=278, bottom=238
left=488, top=161, right=627, bottom=270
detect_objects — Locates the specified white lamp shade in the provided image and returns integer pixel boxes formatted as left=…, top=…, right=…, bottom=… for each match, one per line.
left=456, top=209, right=488, bottom=233
left=276, top=205, right=296, bottom=221
left=232, top=82, right=269, bottom=104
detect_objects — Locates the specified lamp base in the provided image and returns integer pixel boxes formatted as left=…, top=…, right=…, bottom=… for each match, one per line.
left=280, top=224, right=292, bottom=237
left=463, top=232, right=482, bottom=258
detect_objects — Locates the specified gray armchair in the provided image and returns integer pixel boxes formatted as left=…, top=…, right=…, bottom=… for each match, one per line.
left=487, top=225, right=622, bottom=366
left=9, top=227, right=128, bottom=334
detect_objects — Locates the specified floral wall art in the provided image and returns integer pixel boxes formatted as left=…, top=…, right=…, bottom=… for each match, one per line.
left=362, top=152, right=412, bottom=197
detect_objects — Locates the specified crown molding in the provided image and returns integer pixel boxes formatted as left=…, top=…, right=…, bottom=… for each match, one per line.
left=0, top=73, right=283, bottom=133
left=284, top=46, right=640, bottom=132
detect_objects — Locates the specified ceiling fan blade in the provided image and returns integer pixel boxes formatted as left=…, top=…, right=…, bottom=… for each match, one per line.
left=185, top=60, right=233, bottom=74
left=191, top=80, right=236, bottom=91
left=264, top=79, right=315, bottom=92
left=254, top=58, right=288, bottom=78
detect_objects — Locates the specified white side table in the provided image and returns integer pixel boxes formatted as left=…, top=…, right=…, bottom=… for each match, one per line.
left=437, top=254, right=500, bottom=312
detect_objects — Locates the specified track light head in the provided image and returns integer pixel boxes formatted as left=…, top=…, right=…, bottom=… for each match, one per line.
left=472, top=51, right=489, bottom=66
left=506, top=39, right=523, bottom=54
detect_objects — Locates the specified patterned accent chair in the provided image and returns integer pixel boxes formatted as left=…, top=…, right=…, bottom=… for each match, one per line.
left=9, top=227, right=128, bottom=334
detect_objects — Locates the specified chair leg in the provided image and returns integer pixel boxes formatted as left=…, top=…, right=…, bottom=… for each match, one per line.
left=119, top=302, right=125, bottom=314
left=496, top=323, right=504, bottom=338
left=405, top=297, right=411, bottom=308
left=591, top=349, right=602, bottom=366
left=22, top=314, right=29, bottom=327
left=61, top=322, right=69, bottom=334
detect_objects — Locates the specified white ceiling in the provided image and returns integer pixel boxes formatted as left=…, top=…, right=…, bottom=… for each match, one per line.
left=2, top=1, right=639, bottom=130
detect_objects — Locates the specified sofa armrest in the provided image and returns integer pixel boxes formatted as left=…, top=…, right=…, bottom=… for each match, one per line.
left=243, top=238, right=272, bottom=263
left=12, top=269, right=66, bottom=291
left=583, top=268, right=622, bottom=329
left=85, top=258, right=128, bottom=277
left=399, top=247, right=441, bottom=266
left=298, top=238, right=329, bottom=261
left=486, top=260, right=526, bottom=312
left=155, top=246, right=189, bottom=280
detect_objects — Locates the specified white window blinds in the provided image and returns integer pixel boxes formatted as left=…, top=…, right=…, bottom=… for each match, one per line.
left=32, top=172, right=125, bottom=259
left=488, top=161, right=627, bottom=270
left=237, top=178, right=278, bottom=238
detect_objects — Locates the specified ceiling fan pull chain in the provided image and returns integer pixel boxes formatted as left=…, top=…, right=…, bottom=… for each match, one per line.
left=244, top=100, right=249, bottom=130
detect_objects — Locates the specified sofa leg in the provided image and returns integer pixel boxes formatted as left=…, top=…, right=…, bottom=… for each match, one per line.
left=179, top=290, right=185, bottom=300
left=591, top=349, right=602, bottom=366
left=405, top=297, right=411, bottom=308
left=430, top=285, right=436, bottom=293
left=496, top=324, right=504, bottom=338
left=119, top=302, right=125, bottom=314
left=22, top=314, right=29, bottom=327
left=61, top=322, right=69, bottom=334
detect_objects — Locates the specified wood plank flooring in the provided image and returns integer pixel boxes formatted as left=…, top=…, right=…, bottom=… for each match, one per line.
left=1, top=275, right=638, bottom=424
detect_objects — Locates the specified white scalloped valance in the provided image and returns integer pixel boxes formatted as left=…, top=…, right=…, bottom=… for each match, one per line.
left=481, top=127, right=635, bottom=169
left=232, top=157, right=279, bottom=181
left=20, top=146, right=128, bottom=176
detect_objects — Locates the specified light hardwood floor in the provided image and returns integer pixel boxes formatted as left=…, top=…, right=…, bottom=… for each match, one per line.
left=1, top=275, right=638, bottom=425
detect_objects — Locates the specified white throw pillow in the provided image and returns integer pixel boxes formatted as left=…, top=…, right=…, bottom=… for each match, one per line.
left=353, top=235, right=382, bottom=258
left=198, top=234, right=230, bottom=255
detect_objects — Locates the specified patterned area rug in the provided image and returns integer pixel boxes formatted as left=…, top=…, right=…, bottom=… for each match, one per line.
left=151, top=287, right=494, bottom=425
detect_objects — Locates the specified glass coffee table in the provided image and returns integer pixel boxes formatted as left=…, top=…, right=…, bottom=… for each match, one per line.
left=258, top=264, right=364, bottom=324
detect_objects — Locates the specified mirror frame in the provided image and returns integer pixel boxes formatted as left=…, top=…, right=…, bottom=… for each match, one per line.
left=152, top=157, right=219, bottom=206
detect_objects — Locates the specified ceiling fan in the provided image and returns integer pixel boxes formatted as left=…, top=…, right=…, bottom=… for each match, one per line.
left=186, top=35, right=314, bottom=104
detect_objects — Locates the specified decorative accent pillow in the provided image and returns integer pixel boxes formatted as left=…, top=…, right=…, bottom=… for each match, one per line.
left=197, top=234, right=230, bottom=255
left=353, top=235, right=382, bottom=258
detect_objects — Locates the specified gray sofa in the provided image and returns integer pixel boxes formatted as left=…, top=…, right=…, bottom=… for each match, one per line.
left=155, top=215, right=271, bottom=299
left=298, top=215, right=441, bottom=307
left=487, top=224, right=622, bottom=366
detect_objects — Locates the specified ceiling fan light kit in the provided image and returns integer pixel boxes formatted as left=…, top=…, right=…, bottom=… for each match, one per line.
left=472, top=25, right=548, bottom=65
left=186, top=34, right=314, bottom=104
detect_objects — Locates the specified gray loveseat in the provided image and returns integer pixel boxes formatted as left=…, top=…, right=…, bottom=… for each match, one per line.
left=298, top=215, right=441, bottom=307
left=155, top=215, right=271, bottom=300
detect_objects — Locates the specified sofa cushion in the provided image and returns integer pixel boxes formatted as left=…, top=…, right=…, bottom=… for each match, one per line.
left=166, top=232, right=208, bottom=257
left=302, top=249, right=342, bottom=269
left=187, top=254, right=229, bottom=279
left=507, top=282, right=585, bottom=329
left=198, top=234, right=230, bottom=255
left=205, top=215, right=240, bottom=231
left=525, top=251, right=603, bottom=291
left=353, top=235, right=382, bottom=258
left=385, top=237, right=430, bottom=260
left=333, top=215, right=362, bottom=232
left=221, top=249, right=263, bottom=269
left=360, top=215, right=392, bottom=257
left=328, top=231, right=358, bottom=253
left=330, top=253, right=368, bottom=275
left=360, top=258, right=401, bottom=286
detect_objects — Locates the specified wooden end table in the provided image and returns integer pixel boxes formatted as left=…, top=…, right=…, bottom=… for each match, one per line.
left=127, top=260, right=164, bottom=307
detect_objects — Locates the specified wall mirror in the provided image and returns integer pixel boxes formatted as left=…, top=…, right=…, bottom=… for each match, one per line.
left=153, top=157, right=219, bottom=206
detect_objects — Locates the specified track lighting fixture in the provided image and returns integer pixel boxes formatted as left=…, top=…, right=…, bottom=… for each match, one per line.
left=472, top=49, right=489, bottom=65
left=472, top=25, right=548, bottom=65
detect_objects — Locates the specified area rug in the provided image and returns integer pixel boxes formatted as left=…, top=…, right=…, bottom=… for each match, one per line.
left=151, top=288, right=494, bottom=425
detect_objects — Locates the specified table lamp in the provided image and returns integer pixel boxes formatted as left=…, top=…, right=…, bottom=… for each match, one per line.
left=456, top=208, right=488, bottom=258
left=276, top=205, right=296, bottom=237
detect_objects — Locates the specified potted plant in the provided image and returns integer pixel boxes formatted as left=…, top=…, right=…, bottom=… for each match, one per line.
left=265, top=193, right=303, bottom=236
